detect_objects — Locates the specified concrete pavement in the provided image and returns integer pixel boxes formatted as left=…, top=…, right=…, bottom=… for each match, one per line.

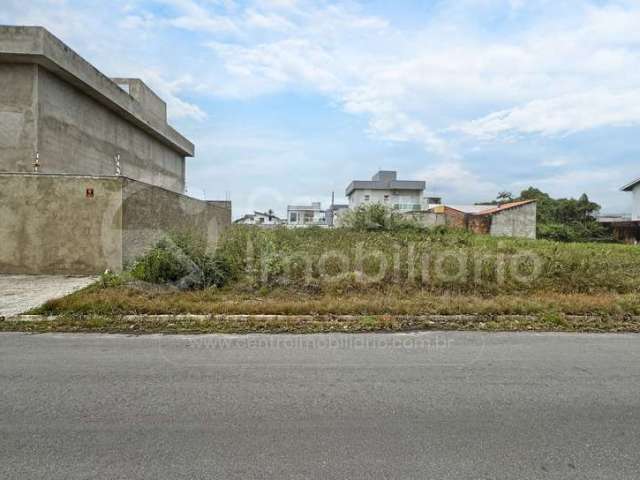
left=0, top=275, right=97, bottom=317
left=1, top=332, right=639, bottom=479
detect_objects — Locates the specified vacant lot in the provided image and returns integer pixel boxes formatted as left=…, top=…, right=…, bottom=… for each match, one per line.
left=14, top=227, right=639, bottom=333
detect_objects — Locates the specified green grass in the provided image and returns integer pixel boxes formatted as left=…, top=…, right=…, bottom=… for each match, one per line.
left=216, top=226, right=640, bottom=295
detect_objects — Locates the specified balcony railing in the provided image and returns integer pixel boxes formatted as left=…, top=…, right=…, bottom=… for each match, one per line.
left=393, top=203, right=422, bottom=211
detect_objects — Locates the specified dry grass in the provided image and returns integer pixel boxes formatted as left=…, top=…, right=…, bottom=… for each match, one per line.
left=32, top=284, right=640, bottom=317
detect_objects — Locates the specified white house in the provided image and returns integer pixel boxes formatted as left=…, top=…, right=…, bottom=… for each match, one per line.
left=622, top=177, right=640, bottom=221
left=598, top=177, right=640, bottom=244
left=234, top=210, right=282, bottom=226
left=345, top=170, right=426, bottom=212
left=287, top=202, right=327, bottom=227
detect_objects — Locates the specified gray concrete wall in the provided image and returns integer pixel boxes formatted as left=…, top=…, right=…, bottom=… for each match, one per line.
left=403, top=211, right=446, bottom=228
left=490, top=202, right=537, bottom=239
left=37, top=67, right=186, bottom=193
left=0, top=173, right=123, bottom=274
left=0, top=173, right=232, bottom=274
left=0, top=64, right=37, bottom=172
left=0, top=26, right=194, bottom=157
left=121, top=179, right=232, bottom=267
left=111, top=78, right=167, bottom=126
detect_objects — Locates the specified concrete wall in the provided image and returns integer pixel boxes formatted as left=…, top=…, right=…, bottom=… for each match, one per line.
left=633, top=185, right=640, bottom=221
left=111, top=78, right=167, bottom=127
left=37, top=68, right=186, bottom=193
left=0, top=174, right=232, bottom=274
left=403, top=211, right=446, bottom=228
left=404, top=204, right=537, bottom=239
left=0, top=174, right=123, bottom=274
left=490, top=202, right=537, bottom=239
left=0, top=64, right=187, bottom=193
left=0, top=64, right=37, bottom=172
left=0, top=26, right=194, bottom=158
left=121, top=179, right=231, bottom=266
left=348, top=189, right=423, bottom=211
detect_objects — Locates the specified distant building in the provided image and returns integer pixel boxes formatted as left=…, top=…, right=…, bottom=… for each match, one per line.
left=345, top=170, right=426, bottom=212
left=287, top=202, right=327, bottom=227
left=234, top=211, right=283, bottom=227
left=406, top=200, right=537, bottom=239
left=599, top=177, right=640, bottom=244
left=622, top=177, right=640, bottom=221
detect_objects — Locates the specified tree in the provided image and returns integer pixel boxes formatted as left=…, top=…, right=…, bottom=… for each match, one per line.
left=497, top=191, right=514, bottom=203
left=515, top=188, right=608, bottom=242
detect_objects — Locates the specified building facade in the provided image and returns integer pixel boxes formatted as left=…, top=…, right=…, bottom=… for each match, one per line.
left=0, top=26, right=231, bottom=274
left=622, top=177, right=640, bottom=221
left=346, top=170, right=426, bottom=212
left=0, top=27, right=193, bottom=193
left=287, top=202, right=327, bottom=227
left=600, top=177, right=640, bottom=244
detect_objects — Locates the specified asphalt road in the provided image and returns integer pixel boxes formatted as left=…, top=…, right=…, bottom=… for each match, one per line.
left=1, top=332, right=639, bottom=479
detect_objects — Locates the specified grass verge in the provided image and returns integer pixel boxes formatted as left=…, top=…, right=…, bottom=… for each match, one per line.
left=3, top=313, right=640, bottom=334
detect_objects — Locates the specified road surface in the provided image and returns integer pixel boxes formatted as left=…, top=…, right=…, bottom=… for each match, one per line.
left=1, top=332, right=639, bottom=479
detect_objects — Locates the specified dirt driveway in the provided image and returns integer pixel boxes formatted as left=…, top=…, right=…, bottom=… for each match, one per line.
left=0, top=275, right=98, bottom=317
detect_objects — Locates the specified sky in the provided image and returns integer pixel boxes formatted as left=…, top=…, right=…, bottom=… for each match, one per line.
left=3, top=0, right=640, bottom=216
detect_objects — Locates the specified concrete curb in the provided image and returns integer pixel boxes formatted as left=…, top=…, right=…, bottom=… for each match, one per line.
left=4, top=314, right=640, bottom=323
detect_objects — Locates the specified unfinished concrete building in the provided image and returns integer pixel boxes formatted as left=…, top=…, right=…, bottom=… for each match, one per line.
left=0, top=26, right=231, bottom=274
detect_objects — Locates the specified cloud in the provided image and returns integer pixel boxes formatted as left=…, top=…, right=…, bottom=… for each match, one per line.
left=540, top=157, right=571, bottom=168
left=142, top=72, right=208, bottom=121
left=158, top=0, right=238, bottom=33
left=2, top=0, right=640, bottom=211
left=456, top=90, right=640, bottom=138
left=415, top=162, right=499, bottom=201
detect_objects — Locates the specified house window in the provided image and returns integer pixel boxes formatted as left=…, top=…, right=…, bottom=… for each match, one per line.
left=364, top=195, right=370, bottom=201
left=303, top=211, right=314, bottom=223
left=289, top=212, right=298, bottom=223
left=256, top=217, right=264, bottom=224
left=384, top=194, right=389, bottom=202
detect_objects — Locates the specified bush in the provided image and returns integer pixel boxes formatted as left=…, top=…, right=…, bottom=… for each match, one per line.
left=340, top=204, right=419, bottom=231
left=129, top=232, right=231, bottom=289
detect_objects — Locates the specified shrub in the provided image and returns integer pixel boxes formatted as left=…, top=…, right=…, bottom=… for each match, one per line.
left=129, top=232, right=231, bottom=289
left=340, top=204, right=419, bottom=231
left=99, top=270, right=125, bottom=288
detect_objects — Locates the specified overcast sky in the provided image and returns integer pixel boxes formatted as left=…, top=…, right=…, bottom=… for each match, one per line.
left=3, top=0, right=640, bottom=216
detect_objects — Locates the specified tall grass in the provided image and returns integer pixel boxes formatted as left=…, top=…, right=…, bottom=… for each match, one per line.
left=216, top=225, right=640, bottom=294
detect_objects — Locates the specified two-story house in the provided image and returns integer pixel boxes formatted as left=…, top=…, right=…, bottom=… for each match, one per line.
left=345, top=171, right=426, bottom=212
left=287, top=202, right=327, bottom=227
